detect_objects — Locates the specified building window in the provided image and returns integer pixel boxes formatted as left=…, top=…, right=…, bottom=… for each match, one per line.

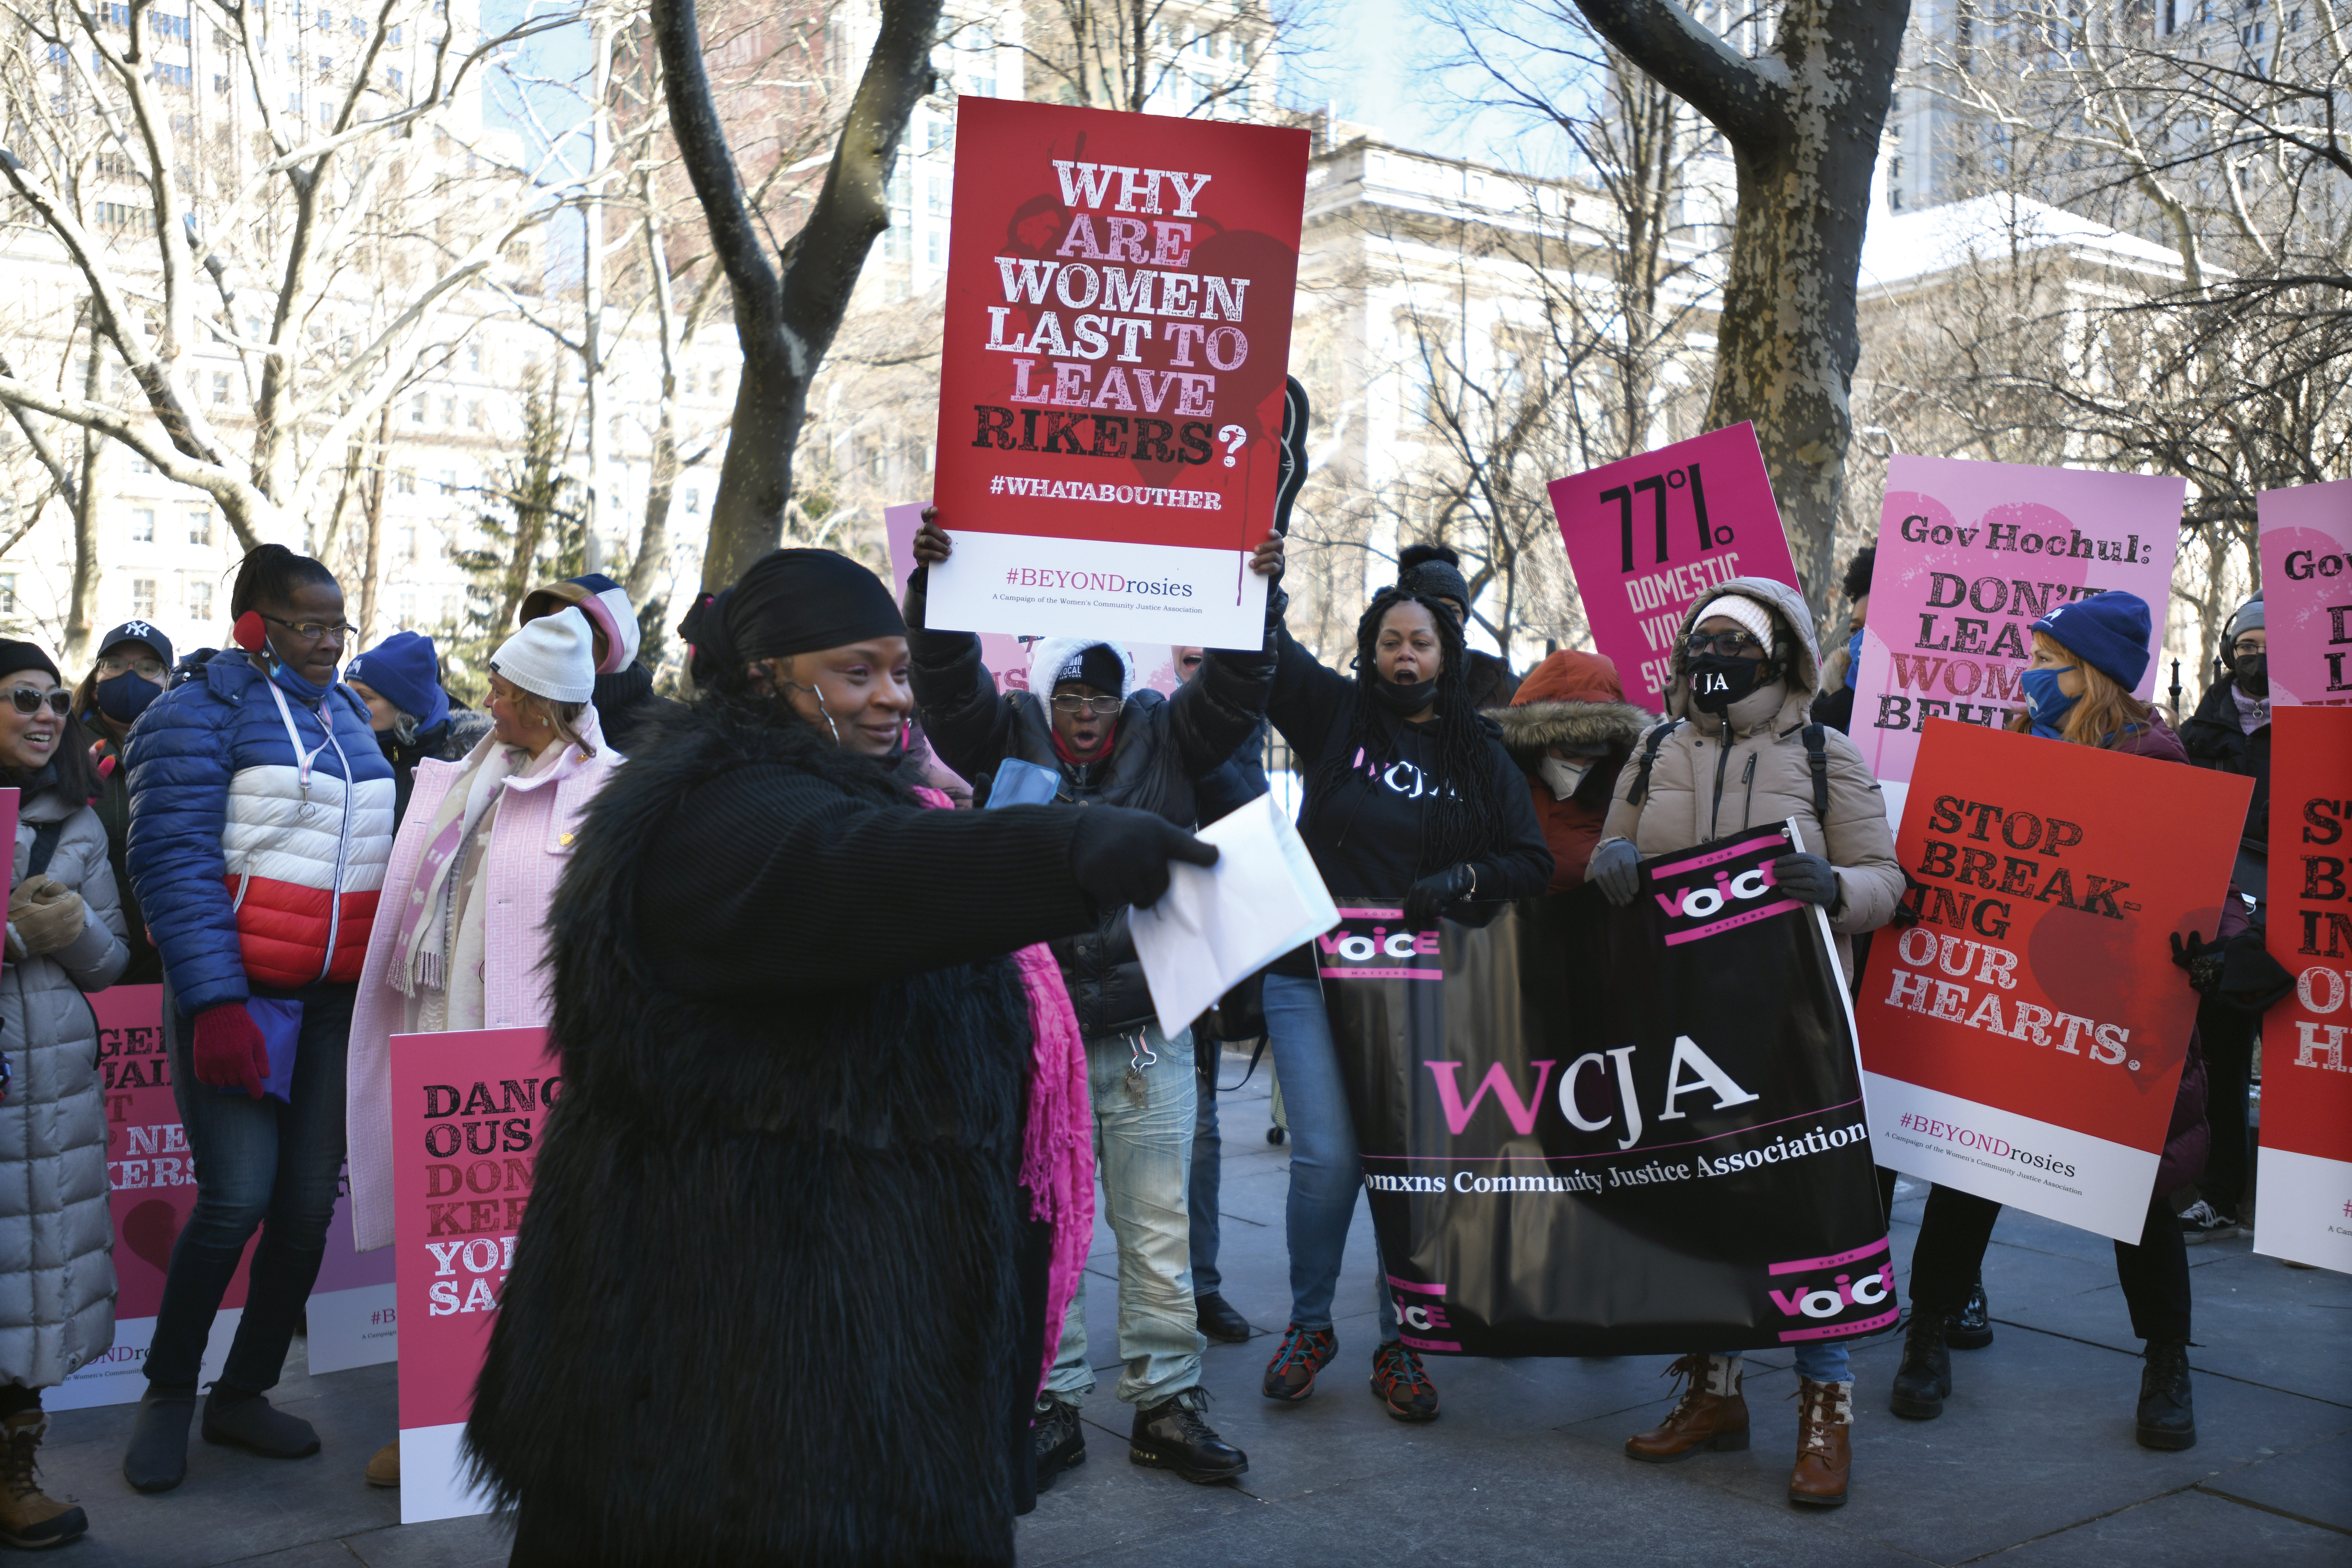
left=440, top=592, right=460, bottom=625
left=466, top=400, right=484, bottom=429
left=441, top=396, right=456, bottom=425
left=131, top=507, right=156, bottom=542
left=410, top=394, right=426, bottom=425
left=186, top=579, right=212, bottom=619
left=0, top=575, right=14, bottom=616
left=683, top=485, right=701, bottom=515
left=399, top=523, right=418, bottom=560
left=188, top=507, right=212, bottom=544
left=440, top=469, right=457, bottom=495
left=130, top=452, right=154, bottom=475
left=212, top=370, right=231, bottom=403
left=131, top=578, right=157, bottom=618
left=927, top=229, right=945, bottom=266
left=467, top=343, right=482, bottom=372
left=395, top=468, right=416, bottom=493
left=397, top=590, right=417, bottom=627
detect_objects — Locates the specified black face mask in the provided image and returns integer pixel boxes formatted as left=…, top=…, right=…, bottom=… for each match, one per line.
left=1371, top=674, right=1438, bottom=716
left=95, top=671, right=162, bottom=724
left=2234, top=653, right=2269, bottom=699
left=1689, top=654, right=1763, bottom=713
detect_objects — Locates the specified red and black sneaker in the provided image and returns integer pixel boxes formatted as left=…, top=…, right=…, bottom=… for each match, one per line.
left=1370, top=1339, right=1440, bottom=1422
left=1262, top=1323, right=1337, bottom=1402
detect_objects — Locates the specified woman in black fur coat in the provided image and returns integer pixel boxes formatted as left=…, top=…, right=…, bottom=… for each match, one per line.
left=464, top=549, right=1216, bottom=1567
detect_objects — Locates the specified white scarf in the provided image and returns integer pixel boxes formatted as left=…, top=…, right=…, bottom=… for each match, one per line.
left=396, top=741, right=528, bottom=996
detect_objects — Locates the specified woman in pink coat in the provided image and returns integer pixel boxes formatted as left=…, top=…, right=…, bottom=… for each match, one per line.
left=341, top=608, right=627, bottom=1487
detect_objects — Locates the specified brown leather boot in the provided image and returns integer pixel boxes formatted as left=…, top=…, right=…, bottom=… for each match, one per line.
left=1625, top=1353, right=1749, bottom=1462
left=1788, top=1377, right=1853, bottom=1507
left=0, top=1409, right=87, bottom=1549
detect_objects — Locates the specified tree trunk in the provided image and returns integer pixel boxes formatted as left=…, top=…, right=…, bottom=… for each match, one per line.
left=1570, top=0, right=1909, bottom=622
left=358, top=404, right=393, bottom=645
left=63, top=347, right=105, bottom=669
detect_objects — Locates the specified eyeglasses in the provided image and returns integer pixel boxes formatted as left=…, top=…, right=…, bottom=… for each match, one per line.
left=1684, top=631, right=1764, bottom=657
left=2232, top=640, right=2265, bottom=659
left=1050, top=694, right=1121, bottom=718
left=8, top=688, right=72, bottom=716
left=262, top=613, right=358, bottom=641
left=97, top=654, right=168, bottom=680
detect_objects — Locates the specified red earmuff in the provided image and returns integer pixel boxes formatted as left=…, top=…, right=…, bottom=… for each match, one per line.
left=233, top=610, right=267, bottom=653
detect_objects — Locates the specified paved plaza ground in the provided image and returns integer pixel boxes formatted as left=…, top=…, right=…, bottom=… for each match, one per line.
left=28, top=1052, right=2352, bottom=1566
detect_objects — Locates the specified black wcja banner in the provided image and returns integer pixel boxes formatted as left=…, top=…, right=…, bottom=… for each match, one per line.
left=1324, top=823, right=1892, bottom=1357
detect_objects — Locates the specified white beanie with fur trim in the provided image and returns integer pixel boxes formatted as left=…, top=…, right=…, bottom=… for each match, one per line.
left=491, top=605, right=596, bottom=703
left=1693, top=595, right=1775, bottom=656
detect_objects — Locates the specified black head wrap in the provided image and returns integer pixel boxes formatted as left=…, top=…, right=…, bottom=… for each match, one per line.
left=681, top=549, right=907, bottom=690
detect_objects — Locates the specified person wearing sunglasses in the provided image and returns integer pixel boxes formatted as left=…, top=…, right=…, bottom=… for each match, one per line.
left=904, top=508, right=1276, bottom=1491
left=119, top=545, right=395, bottom=1496
left=1586, top=580, right=1903, bottom=1508
left=0, top=640, right=128, bottom=1549
left=71, top=621, right=175, bottom=984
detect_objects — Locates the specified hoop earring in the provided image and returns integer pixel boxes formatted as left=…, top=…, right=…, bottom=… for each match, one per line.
left=781, top=678, right=840, bottom=744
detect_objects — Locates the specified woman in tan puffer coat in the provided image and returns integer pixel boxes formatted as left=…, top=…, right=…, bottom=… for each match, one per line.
left=0, top=640, right=129, bottom=1550
left=1585, top=578, right=1901, bottom=1512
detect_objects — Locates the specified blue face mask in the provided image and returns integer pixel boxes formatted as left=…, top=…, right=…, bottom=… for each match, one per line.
left=2020, top=665, right=2081, bottom=738
left=1846, top=628, right=1864, bottom=666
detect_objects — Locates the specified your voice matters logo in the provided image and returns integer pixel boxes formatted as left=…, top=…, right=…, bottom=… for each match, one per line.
left=1646, top=827, right=1807, bottom=947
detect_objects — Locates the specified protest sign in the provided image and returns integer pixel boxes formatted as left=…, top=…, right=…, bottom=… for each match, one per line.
left=1851, top=455, right=2184, bottom=824
left=1858, top=721, right=2246, bottom=1242
left=391, top=1027, right=551, bottom=1524
left=2255, top=705, right=2352, bottom=1272
left=2257, top=477, right=2352, bottom=708
left=1324, top=826, right=1890, bottom=1358
left=1543, top=424, right=1802, bottom=710
left=926, top=98, right=1309, bottom=646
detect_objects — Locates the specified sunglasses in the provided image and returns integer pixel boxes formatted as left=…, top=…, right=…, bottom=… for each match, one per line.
left=1050, top=694, right=1121, bottom=718
left=8, top=688, right=72, bottom=716
left=1684, top=631, right=1764, bottom=657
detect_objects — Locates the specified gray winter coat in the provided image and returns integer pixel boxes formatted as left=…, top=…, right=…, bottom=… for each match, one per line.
left=0, top=785, right=130, bottom=1389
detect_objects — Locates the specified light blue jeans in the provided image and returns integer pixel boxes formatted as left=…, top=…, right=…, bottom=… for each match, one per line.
left=1046, top=1022, right=1206, bottom=1408
left=1715, top=1344, right=1852, bottom=1382
left=1261, top=971, right=1399, bottom=1341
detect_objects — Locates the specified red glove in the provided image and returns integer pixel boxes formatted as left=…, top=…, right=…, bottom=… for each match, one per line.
left=192, top=1003, right=268, bottom=1101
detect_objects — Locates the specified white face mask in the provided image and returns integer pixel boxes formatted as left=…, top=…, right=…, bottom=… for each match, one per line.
left=1539, top=755, right=1593, bottom=800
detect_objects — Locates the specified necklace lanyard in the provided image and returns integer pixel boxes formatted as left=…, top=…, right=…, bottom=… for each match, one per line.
left=266, top=678, right=334, bottom=797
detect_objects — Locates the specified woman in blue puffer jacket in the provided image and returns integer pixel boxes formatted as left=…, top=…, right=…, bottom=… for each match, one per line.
left=119, top=545, right=394, bottom=1495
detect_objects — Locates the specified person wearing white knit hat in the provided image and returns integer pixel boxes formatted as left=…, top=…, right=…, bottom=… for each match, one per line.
left=341, top=601, right=625, bottom=1490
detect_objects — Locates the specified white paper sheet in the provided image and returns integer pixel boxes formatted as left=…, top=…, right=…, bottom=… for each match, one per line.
left=1130, top=791, right=1338, bottom=1040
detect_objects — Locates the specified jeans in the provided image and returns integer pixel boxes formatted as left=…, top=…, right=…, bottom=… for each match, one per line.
left=1189, top=1058, right=1221, bottom=1295
left=1046, top=1022, right=1204, bottom=1407
left=147, top=984, right=355, bottom=1392
left=1715, top=1342, right=1851, bottom=1382
left=1260, top=971, right=1398, bottom=1341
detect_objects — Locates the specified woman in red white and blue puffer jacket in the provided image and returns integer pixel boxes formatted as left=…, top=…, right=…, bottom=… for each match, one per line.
left=118, top=545, right=394, bottom=1496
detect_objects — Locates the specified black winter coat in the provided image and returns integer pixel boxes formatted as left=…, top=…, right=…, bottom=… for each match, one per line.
left=592, top=660, right=684, bottom=753
left=907, top=583, right=1272, bottom=1037
left=2178, top=676, right=2271, bottom=856
left=465, top=698, right=1101, bottom=1567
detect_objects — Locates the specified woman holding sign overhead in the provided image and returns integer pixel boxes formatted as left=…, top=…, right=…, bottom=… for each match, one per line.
left=1587, top=578, right=1902, bottom=1508
left=1254, top=542, right=1552, bottom=1425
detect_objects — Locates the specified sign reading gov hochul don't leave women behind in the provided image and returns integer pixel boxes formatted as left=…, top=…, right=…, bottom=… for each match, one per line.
left=1324, top=824, right=1892, bottom=1358
left=926, top=97, right=1309, bottom=648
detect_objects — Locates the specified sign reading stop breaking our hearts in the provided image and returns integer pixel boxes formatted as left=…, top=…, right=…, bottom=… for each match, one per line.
left=2257, top=706, right=2352, bottom=1274
left=390, top=1027, right=551, bottom=1525
left=1859, top=721, right=2248, bottom=1244
left=1544, top=425, right=1803, bottom=711
left=925, top=98, right=1309, bottom=648
left=2257, top=477, right=2352, bottom=709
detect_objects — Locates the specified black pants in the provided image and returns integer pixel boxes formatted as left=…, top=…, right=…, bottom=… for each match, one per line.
left=2195, top=996, right=2256, bottom=1215
left=1909, top=1187, right=2191, bottom=1342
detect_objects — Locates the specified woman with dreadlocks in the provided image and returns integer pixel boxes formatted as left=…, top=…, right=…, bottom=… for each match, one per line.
left=1250, top=537, right=1551, bottom=1423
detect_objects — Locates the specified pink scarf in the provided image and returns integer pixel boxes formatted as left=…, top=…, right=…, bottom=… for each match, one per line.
left=913, top=788, right=1093, bottom=1395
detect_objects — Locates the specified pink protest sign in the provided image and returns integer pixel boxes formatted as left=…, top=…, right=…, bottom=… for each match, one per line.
left=1850, top=455, right=2183, bottom=792
left=1544, top=424, right=1802, bottom=709
left=390, top=1026, right=552, bottom=1524
left=2257, top=478, right=2352, bottom=707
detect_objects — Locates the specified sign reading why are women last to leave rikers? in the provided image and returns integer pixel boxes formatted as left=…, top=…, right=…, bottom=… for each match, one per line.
left=926, top=98, right=1310, bottom=648
left=1859, top=721, right=2247, bottom=1244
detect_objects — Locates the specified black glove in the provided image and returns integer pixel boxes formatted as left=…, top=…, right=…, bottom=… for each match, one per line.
left=1070, top=806, right=1219, bottom=914
left=1403, top=864, right=1475, bottom=927
left=2219, top=928, right=2295, bottom=1013
left=2169, top=931, right=2228, bottom=997
left=1589, top=839, right=1641, bottom=906
left=1771, top=852, right=1839, bottom=909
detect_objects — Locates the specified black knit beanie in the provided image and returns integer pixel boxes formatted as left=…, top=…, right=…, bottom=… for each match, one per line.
left=0, top=640, right=61, bottom=686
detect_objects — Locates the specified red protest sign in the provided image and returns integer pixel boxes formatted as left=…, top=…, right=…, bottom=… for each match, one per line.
left=391, top=1027, right=551, bottom=1523
left=1544, top=424, right=1803, bottom=710
left=927, top=98, right=1309, bottom=646
left=2257, top=705, right=2352, bottom=1272
left=1859, top=721, right=2248, bottom=1242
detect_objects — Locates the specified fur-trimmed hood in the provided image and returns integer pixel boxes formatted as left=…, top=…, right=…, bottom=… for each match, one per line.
left=1029, top=636, right=1139, bottom=697
left=1485, top=650, right=1653, bottom=763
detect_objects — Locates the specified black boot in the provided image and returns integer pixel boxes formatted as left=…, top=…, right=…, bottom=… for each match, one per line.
left=200, top=1386, right=320, bottom=1459
left=1032, top=1396, right=1086, bottom=1493
left=2136, top=1339, right=2196, bottom=1450
left=1944, top=1277, right=1994, bottom=1350
left=1195, top=1291, right=1252, bottom=1345
left=122, top=1382, right=197, bottom=1494
left=1129, top=1388, right=1248, bottom=1484
left=1889, top=1311, right=1952, bottom=1420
